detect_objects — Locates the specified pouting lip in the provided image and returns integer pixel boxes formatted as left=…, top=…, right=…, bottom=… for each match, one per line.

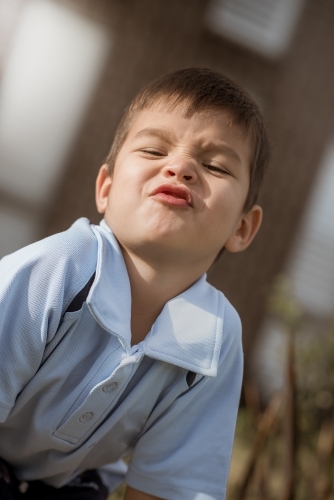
left=150, top=184, right=193, bottom=206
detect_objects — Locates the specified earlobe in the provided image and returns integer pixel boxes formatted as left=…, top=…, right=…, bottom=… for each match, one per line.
left=95, top=164, right=112, bottom=214
left=225, top=205, right=263, bottom=253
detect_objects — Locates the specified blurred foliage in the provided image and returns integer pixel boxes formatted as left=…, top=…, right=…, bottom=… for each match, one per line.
left=228, top=274, right=334, bottom=499
left=267, top=274, right=334, bottom=426
left=296, top=318, right=334, bottom=436
left=267, top=275, right=304, bottom=330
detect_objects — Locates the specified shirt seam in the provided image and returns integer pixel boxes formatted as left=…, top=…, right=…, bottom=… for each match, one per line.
left=127, top=464, right=223, bottom=494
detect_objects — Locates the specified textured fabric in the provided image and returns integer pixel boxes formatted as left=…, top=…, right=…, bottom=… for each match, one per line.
left=0, top=218, right=243, bottom=499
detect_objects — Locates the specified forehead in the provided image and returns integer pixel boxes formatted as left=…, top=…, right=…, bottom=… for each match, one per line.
left=128, top=104, right=247, bottom=142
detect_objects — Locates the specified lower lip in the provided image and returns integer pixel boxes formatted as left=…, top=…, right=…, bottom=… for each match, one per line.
left=152, top=192, right=190, bottom=207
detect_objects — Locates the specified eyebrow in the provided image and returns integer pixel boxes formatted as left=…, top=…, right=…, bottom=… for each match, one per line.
left=132, top=127, right=175, bottom=143
left=132, top=127, right=243, bottom=165
left=203, top=141, right=243, bottom=165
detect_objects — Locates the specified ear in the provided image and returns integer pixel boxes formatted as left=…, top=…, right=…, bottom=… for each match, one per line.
left=95, top=164, right=112, bottom=214
left=225, top=205, right=263, bottom=253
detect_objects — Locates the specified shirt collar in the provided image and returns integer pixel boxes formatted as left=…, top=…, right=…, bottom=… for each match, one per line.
left=87, top=220, right=225, bottom=377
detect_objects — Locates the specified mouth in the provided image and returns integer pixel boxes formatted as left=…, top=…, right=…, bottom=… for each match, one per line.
left=150, top=184, right=193, bottom=207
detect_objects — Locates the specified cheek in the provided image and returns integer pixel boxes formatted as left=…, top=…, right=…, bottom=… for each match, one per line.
left=208, top=185, right=234, bottom=213
left=106, top=170, right=146, bottom=217
left=110, top=166, right=134, bottom=194
left=114, top=158, right=149, bottom=188
left=205, top=190, right=242, bottom=232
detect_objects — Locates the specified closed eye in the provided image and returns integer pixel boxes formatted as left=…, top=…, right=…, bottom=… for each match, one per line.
left=203, top=164, right=229, bottom=175
left=141, top=149, right=165, bottom=157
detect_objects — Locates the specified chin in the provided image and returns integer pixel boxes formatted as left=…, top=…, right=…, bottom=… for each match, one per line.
left=111, top=212, right=194, bottom=252
left=125, top=227, right=188, bottom=255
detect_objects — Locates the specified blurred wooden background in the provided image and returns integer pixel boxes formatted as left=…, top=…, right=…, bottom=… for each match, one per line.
left=1, top=0, right=334, bottom=370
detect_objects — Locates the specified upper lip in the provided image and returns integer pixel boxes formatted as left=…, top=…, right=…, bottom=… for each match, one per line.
left=150, top=184, right=193, bottom=206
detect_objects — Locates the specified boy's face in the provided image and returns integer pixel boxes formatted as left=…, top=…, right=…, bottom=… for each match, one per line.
left=96, top=105, right=262, bottom=268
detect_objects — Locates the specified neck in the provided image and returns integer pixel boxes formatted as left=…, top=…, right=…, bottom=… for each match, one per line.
left=121, top=247, right=208, bottom=346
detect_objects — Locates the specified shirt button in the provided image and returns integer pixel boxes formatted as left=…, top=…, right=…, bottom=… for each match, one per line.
left=102, top=382, right=118, bottom=392
left=79, top=412, right=94, bottom=423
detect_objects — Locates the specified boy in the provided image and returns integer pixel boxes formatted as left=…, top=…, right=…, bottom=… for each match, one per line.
left=0, top=68, right=269, bottom=500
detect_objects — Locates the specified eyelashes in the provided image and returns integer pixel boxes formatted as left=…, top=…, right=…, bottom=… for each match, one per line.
left=203, top=164, right=228, bottom=175
left=140, top=149, right=164, bottom=156
left=203, top=164, right=227, bottom=174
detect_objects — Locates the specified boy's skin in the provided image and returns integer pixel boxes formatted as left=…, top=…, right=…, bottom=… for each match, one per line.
left=95, top=103, right=262, bottom=499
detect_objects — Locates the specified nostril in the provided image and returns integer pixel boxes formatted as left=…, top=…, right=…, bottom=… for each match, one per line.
left=184, top=175, right=192, bottom=181
left=167, top=169, right=176, bottom=176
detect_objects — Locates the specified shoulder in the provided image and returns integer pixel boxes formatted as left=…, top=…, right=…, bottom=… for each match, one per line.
left=222, top=294, right=242, bottom=347
left=202, top=279, right=242, bottom=352
left=1, top=217, right=97, bottom=269
left=205, top=283, right=243, bottom=369
left=3, top=217, right=96, bottom=264
left=210, top=290, right=244, bottom=388
left=0, top=218, right=98, bottom=311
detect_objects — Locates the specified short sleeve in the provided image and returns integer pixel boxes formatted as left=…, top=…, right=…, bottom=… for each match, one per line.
left=126, top=302, right=243, bottom=500
left=0, top=218, right=97, bottom=423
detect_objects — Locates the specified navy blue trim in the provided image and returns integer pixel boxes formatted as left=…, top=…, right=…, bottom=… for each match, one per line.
left=186, top=371, right=196, bottom=387
left=66, top=273, right=96, bottom=313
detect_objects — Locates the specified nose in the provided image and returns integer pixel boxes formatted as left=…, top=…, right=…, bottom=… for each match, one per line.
left=162, top=156, right=198, bottom=183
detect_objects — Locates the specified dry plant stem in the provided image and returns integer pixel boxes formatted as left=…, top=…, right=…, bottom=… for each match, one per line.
left=317, top=415, right=334, bottom=462
left=315, top=415, right=334, bottom=500
left=306, top=454, right=320, bottom=500
left=235, top=393, right=282, bottom=500
left=258, top=454, right=269, bottom=500
left=282, top=329, right=297, bottom=500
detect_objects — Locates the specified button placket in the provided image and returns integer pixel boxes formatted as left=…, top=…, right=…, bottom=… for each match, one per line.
left=53, top=364, right=136, bottom=444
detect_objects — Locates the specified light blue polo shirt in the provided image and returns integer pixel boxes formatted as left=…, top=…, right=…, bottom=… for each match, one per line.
left=0, top=218, right=243, bottom=500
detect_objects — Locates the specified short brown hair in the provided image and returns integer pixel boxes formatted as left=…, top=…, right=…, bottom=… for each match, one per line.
left=106, top=68, right=269, bottom=212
